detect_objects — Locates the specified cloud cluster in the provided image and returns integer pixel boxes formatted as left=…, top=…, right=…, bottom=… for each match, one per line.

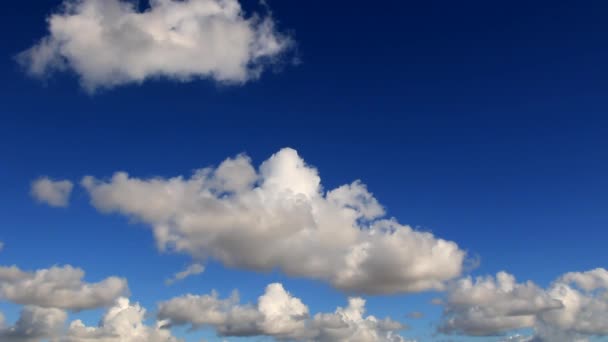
left=0, top=306, right=66, bottom=342
left=439, top=268, right=608, bottom=342
left=0, top=263, right=178, bottom=342
left=30, top=177, right=73, bottom=208
left=81, top=148, right=466, bottom=294
left=0, top=265, right=128, bottom=311
left=58, top=297, right=180, bottom=342
left=439, top=272, right=563, bottom=336
left=165, top=263, right=205, bottom=285
left=18, top=0, right=292, bottom=91
left=158, top=282, right=408, bottom=341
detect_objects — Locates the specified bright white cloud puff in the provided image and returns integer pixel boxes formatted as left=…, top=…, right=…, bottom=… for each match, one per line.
left=81, top=147, right=466, bottom=294
left=18, top=0, right=292, bottom=91
left=58, top=297, right=180, bottom=342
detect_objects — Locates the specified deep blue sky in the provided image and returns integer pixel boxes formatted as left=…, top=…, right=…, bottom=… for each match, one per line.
left=1, top=1, right=608, bottom=341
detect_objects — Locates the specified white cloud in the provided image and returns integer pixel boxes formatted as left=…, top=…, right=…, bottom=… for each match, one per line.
left=30, top=177, right=73, bottom=208
left=0, top=265, right=128, bottom=311
left=18, top=0, right=292, bottom=91
left=59, top=297, right=180, bottom=342
left=0, top=306, right=66, bottom=342
left=165, top=263, right=205, bottom=285
left=438, top=268, right=608, bottom=342
left=555, top=268, right=608, bottom=292
left=81, top=148, right=466, bottom=294
left=158, top=282, right=408, bottom=341
left=439, top=272, right=563, bottom=336
left=535, top=270, right=608, bottom=342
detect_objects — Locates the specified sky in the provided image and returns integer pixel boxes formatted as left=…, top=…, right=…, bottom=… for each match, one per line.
left=0, top=0, right=608, bottom=341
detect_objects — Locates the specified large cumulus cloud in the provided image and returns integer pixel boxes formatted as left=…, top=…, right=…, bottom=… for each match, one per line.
left=18, top=0, right=292, bottom=91
left=158, top=282, right=409, bottom=341
left=81, top=148, right=466, bottom=294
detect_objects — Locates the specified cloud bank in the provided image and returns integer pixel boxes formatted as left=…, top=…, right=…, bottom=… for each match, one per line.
left=81, top=147, right=466, bottom=294
left=30, top=177, right=73, bottom=208
left=0, top=265, right=128, bottom=311
left=439, top=268, right=608, bottom=342
left=158, top=282, right=408, bottom=341
left=18, top=0, right=292, bottom=91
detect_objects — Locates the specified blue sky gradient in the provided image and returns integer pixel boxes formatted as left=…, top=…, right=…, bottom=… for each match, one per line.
left=1, top=1, right=608, bottom=341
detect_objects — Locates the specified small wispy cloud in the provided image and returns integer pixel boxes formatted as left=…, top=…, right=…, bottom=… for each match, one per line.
left=165, top=263, right=205, bottom=286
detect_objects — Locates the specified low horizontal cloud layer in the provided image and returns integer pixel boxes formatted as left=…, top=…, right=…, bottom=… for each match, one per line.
left=0, top=265, right=128, bottom=311
left=0, top=298, right=179, bottom=342
left=158, top=282, right=408, bottom=341
left=81, top=148, right=466, bottom=294
left=18, top=0, right=292, bottom=91
left=30, top=177, right=73, bottom=208
left=439, top=268, right=608, bottom=342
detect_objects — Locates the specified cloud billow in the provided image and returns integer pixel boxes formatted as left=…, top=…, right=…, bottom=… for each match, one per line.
left=439, top=268, right=608, bottom=342
left=0, top=265, right=128, bottom=311
left=158, top=282, right=409, bottom=341
left=81, top=148, right=466, bottom=295
left=18, top=0, right=292, bottom=91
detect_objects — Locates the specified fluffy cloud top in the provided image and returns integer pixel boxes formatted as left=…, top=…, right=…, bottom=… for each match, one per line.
left=59, top=297, right=180, bottom=342
left=536, top=270, right=608, bottom=341
left=165, top=263, right=205, bottom=285
left=0, top=265, right=128, bottom=311
left=18, top=0, right=292, bottom=91
left=81, top=148, right=466, bottom=294
left=158, top=282, right=407, bottom=341
left=30, top=177, right=73, bottom=208
left=439, top=268, right=608, bottom=342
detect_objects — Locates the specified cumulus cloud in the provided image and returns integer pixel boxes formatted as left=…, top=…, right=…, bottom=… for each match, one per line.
left=0, top=306, right=66, bottom=342
left=439, top=272, right=563, bottom=336
left=81, top=148, right=466, bottom=294
left=158, top=282, right=408, bottom=341
left=30, top=177, right=73, bottom=208
left=535, top=270, right=608, bottom=342
left=165, top=263, right=205, bottom=285
left=0, top=265, right=128, bottom=311
left=58, top=297, right=180, bottom=342
left=18, top=0, right=292, bottom=91
left=438, top=268, right=608, bottom=342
